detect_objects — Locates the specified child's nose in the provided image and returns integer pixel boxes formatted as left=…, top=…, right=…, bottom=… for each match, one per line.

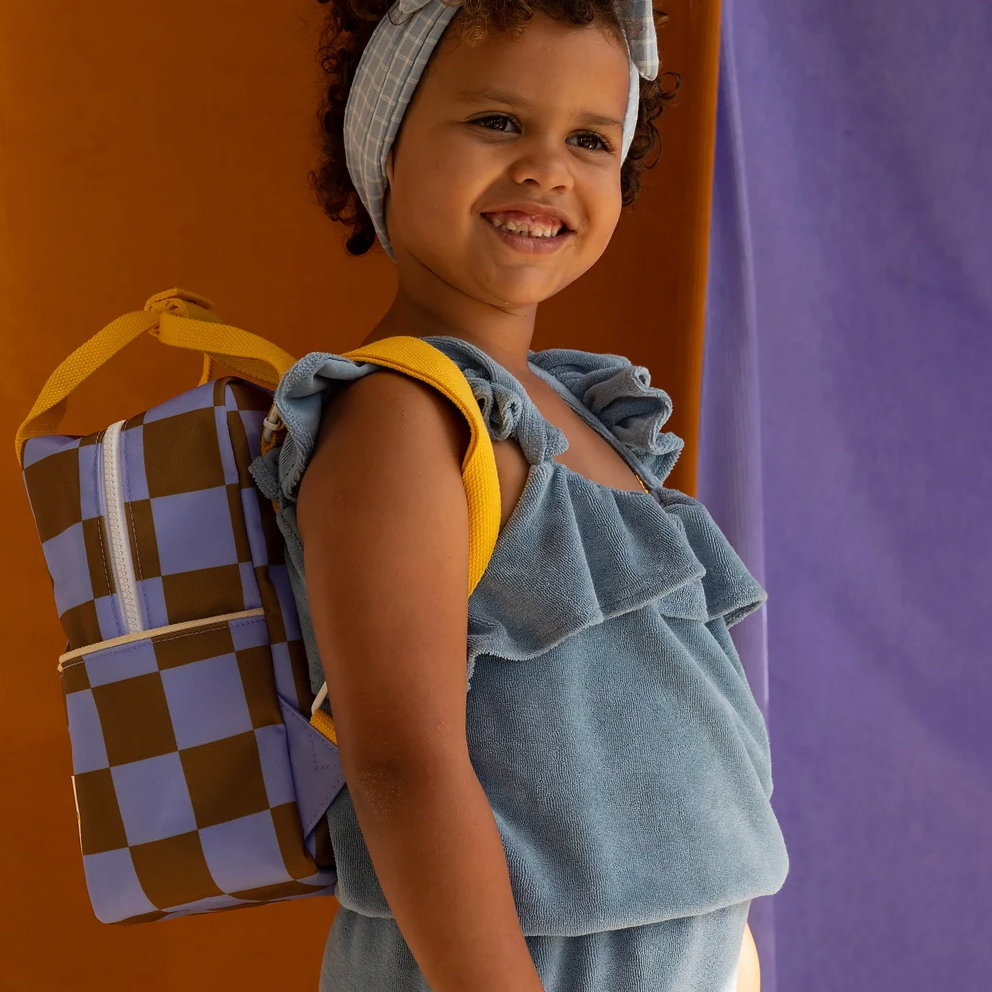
left=506, top=139, right=574, bottom=192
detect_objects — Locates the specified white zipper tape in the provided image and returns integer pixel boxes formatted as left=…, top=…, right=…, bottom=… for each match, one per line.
left=101, top=420, right=144, bottom=636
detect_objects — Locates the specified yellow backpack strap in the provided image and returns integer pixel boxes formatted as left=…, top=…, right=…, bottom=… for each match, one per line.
left=13, top=287, right=297, bottom=467
left=340, top=335, right=501, bottom=597
left=306, top=335, right=502, bottom=747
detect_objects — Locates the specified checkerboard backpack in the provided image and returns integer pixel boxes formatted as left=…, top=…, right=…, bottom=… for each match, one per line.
left=14, top=287, right=501, bottom=924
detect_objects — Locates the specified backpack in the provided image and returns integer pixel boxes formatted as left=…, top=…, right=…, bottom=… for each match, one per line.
left=14, top=287, right=500, bottom=924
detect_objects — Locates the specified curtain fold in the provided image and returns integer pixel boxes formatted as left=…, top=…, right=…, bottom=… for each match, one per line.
left=699, top=4, right=778, bottom=988
left=702, top=1, right=992, bottom=989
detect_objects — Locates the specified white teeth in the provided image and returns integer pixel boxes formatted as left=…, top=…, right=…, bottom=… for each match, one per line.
left=486, top=214, right=563, bottom=238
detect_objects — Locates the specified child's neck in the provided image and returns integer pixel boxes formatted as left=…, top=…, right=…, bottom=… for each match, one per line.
left=360, top=283, right=538, bottom=378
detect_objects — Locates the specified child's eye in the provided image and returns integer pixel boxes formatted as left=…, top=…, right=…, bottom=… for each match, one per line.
left=569, top=132, right=613, bottom=153
left=471, top=114, right=520, bottom=134
left=469, top=116, right=613, bottom=154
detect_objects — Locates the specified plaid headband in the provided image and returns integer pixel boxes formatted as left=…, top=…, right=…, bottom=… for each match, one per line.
left=343, top=0, right=659, bottom=260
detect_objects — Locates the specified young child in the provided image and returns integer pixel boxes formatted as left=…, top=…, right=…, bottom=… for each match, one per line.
left=271, top=0, right=790, bottom=988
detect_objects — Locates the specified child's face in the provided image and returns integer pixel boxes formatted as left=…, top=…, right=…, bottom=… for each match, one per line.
left=384, top=11, right=629, bottom=311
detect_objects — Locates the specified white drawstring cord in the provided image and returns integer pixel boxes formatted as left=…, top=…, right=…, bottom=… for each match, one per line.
left=311, top=680, right=329, bottom=717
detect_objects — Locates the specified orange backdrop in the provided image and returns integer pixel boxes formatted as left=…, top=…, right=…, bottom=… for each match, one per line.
left=0, top=0, right=720, bottom=987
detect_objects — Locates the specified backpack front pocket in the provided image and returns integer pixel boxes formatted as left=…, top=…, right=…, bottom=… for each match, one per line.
left=58, top=608, right=338, bottom=923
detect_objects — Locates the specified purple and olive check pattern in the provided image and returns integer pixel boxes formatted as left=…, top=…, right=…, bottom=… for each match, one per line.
left=22, top=377, right=337, bottom=923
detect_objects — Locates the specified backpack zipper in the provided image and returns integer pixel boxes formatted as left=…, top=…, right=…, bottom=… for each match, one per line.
left=101, top=420, right=144, bottom=635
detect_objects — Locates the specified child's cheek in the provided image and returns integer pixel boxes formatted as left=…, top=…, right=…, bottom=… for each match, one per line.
left=419, top=139, right=497, bottom=233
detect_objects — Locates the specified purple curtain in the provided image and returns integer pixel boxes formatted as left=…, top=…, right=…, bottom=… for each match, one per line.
left=699, top=2, right=992, bottom=990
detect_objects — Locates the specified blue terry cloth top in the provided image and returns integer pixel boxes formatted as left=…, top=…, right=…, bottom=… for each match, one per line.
left=249, top=335, right=790, bottom=938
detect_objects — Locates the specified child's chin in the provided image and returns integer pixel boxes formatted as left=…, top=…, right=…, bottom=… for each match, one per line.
left=482, top=273, right=560, bottom=308
left=426, top=240, right=569, bottom=306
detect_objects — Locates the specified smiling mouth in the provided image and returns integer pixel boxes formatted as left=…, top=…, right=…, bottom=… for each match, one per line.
left=481, top=212, right=572, bottom=239
left=479, top=212, right=577, bottom=255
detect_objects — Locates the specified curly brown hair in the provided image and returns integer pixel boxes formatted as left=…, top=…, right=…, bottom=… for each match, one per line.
left=309, top=0, right=681, bottom=256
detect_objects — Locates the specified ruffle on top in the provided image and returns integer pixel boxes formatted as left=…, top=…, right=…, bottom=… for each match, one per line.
left=527, top=346, right=687, bottom=490
left=411, top=337, right=768, bottom=687
left=250, top=337, right=768, bottom=690
left=257, top=349, right=385, bottom=505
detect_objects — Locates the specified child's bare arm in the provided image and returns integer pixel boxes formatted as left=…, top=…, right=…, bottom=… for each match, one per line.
left=348, top=752, right=546, bottom=992
left=737, top=921, right=761, bottom=992
left=297, top=369, right=545, bottom=992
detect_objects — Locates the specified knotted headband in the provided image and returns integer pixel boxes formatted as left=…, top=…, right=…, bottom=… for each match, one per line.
left=343, top=0, right=659, bottom=259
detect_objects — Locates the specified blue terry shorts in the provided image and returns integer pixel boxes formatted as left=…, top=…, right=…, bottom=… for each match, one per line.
left=319, top=900, right=748, bottom=992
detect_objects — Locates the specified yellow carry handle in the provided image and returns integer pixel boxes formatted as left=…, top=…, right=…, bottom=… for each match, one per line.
left=13, top=292, right=501, bottom=754
left=13, top=287, right=297, bottom=468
